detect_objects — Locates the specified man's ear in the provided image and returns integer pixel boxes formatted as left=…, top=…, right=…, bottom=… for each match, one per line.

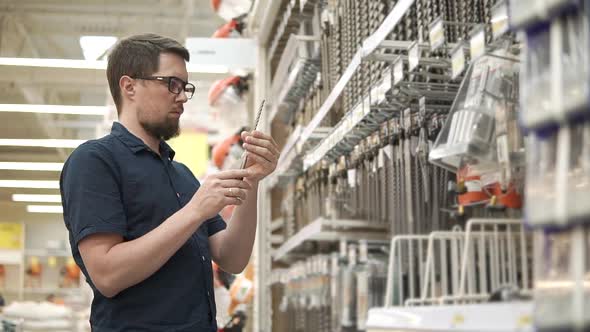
left=119, top=75, right=136, bottom=100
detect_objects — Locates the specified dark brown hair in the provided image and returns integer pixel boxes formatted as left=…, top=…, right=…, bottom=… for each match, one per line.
left=106, top=33, right=190, bottom=114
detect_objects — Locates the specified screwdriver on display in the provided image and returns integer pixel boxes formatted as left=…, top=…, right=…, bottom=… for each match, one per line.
left=239, top=99, right=266, bottom=173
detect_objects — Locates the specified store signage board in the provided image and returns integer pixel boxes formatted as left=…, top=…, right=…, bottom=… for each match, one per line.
left=429, top=17, right=445, bottom=51
left=0, top=223, right=23, bottom=250
left=451, top=43, right=466, bottom=79
left=185, top=38, right=256, bottom=71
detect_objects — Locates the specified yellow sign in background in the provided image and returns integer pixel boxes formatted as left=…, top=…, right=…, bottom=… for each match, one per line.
left=168, top=131, right=209, bottom=179
left=0, top=223, right=23, bottom=250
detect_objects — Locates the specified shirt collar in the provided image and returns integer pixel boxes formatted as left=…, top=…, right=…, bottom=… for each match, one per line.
left=111, top=122, right=176, bottom=161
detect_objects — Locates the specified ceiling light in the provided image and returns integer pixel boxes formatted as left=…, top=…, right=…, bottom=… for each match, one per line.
left=0, top=139, right=85, bottom=148
left=0, top=104, right=107, bottom=115
left=80, top=36, right=117, bottom=61
left=0, top=57, right=227, bottom=74
left=0, top=57, right=106, bottom=69
left=0, top=162, right=64, bottom=171
left=0, top=180, right=59, bottom=189
left=13, top=194, right=62, bottom=203
left=26, top=205, right=63, bottom=214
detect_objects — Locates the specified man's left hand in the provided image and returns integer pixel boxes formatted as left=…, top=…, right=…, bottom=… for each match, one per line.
left=241, top=130, right=279, bottom=183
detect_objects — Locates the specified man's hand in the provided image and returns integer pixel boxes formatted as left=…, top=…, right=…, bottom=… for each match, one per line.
left=188, top=169, right=251, bottom=220
left=241, top=131, right=279, bottom=182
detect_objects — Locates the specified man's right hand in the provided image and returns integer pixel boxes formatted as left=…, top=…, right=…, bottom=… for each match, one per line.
left=188, top=169, right=252, bottom=220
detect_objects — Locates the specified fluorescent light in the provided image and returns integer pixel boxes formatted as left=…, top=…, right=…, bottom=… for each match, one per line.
left=0, top=57, right=225, bottom=74
left=0, top=104, right=107, bottom=115
left=80, top=36, right=117, bottom=61
left=0, top=180, right=59, bottom=189
left=0, top=162, right=63, bottom=171
left=0, top=57, right=106, bottom=69
left=13, top=194, right=62, bottom=203
left=26, top=205, right=63, bottom=214
left=0, top=139, right=85, bottom=148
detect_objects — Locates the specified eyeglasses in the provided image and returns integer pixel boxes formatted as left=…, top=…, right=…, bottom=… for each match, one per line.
left=133, top=76, right=195, bottom=99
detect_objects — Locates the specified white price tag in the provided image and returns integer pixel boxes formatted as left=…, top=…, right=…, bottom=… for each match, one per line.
left=394, top=57, right=404, bottom=85
left=408, top=41, right=419, bottom=71
left=378, top=149, right=384, bottom=169
left=370, top=87, right=378, bottom=106
left=429, top=17, right=445, bottom=51
left=363, top=97, right=371, bottom=116
left=451, top=44, right=466, bottom=79
left=384, top=144, right=393, bottom=160
left=354, top=103, right=363, bottom=122
left=470, top=27, right=486, bottom=59
left=491, top=1, right=509, bottom=40
left=347, top=169, right=357, bottom=188
left=497, top=134, right=509, bottom=163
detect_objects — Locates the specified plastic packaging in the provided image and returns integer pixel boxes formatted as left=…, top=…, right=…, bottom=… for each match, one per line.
left=533, top=228, right=590, bottom=331
left=524, top=132, right=559, bottom=226
left=429, top=52, right=521, bottom=177
left=520, top=24, right=553, bottom=129
left=565, top=122, right=590, bottom=223
left=558, top=8, right=589, bottom=116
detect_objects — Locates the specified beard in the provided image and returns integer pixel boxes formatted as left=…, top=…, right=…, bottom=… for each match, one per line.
left=140, top=116, right=180, bottom=141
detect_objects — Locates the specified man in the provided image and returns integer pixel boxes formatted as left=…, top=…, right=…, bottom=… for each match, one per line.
left=60, top=34, right=279, bottom=331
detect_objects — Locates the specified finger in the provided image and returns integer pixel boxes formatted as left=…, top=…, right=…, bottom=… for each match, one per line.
left=252, top=131, right=279, bottom=150
left=220, top=179, right=252, bottom=190
left=244, top=136, right=280, bottom=156
left=243, top=144, right=276, bottom=164
left=246, top=152, right=273, bottom=168
left=217, top=169, right=250, bottom=180
left=235, top=189, right=247, bottom=201
left=224, top=197, right=243, bottom=206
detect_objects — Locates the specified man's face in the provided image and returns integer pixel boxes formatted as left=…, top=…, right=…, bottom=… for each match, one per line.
left=135, top=53, right=189, bottom=140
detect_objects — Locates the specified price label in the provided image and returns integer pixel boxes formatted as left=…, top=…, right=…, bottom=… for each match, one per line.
left=429, top=17, right=445, bottom=51
left=347, top=169, right=357, bottom=188
left=451, top=44, right=466, bottom=79
left=491, top=0, right=509, bottom=40
left=394, top=57, right=404, bottom=85
left=470, top=26, right=486, bottom=59
left=408, top=41, right=419, bottom=71
left=403, top=108, right=412, bottom=131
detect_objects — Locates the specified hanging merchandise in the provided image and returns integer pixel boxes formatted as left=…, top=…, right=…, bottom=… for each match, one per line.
left=211, top=128, right=247, bottom=171
left=60, top=257, right=81, bottom=288
left=510, top=1, right=590, bottom=331
left=212, top=16, right=247, bottom=38
left=210, top=0, right=252, bottom=22
left=25, top=256, right=42, bottom=288
left=208, top=76, right=250, bottom=137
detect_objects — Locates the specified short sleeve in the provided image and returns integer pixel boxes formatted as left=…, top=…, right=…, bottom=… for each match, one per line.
left=206, top=215, right=227, bottom=237
left=60, top=143, right=127, bottom=245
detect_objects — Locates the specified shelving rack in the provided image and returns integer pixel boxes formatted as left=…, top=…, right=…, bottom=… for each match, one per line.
left=247, top=0, right=590, bottom=331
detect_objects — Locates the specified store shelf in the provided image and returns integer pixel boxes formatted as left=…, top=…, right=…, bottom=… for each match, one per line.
left=298, top=0, right=416, bottom=147
left=366, top=302, right=533, bottom=332
left=24, top=249, right=71, bottom=257
left=270, top=0, right=415, bottom=183
left=269, top=35, right=321, bottom=124
left=268, top=125, right=330, bottom=188
left=303, top=70, right=392, bottom=170
left=273, top=217, right=388, bottom=260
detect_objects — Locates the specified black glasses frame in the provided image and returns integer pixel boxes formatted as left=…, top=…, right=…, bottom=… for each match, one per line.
left=133, top=76, right=195, bottom=99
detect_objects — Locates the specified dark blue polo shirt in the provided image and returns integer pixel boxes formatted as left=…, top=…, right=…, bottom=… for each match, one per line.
left=60, top=122, right=225, bottom=331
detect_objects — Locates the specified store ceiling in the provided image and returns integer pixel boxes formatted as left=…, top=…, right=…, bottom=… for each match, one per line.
left=0, top=0, right=227, bottom=220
